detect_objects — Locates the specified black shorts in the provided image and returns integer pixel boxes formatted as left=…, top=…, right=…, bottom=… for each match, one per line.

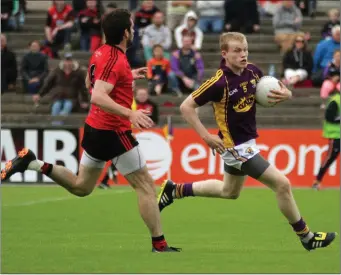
left=81, top=123, right=139, bottom=161
left=224, top=153, right=270, bottom=179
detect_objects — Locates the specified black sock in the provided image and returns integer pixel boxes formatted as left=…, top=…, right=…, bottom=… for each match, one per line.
left=152, top=235, right=168, bottom=250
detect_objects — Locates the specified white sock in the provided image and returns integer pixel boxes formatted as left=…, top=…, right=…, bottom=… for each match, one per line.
left=302, top=232, right=314, bottom=243
left=27, top=160, right=44, bottom=172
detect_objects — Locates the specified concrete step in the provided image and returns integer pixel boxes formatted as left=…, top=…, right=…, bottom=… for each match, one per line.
left=1, top=112, right=322, bottom=128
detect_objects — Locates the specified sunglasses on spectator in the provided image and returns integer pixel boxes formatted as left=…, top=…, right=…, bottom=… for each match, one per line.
left=295, top=39, right=304, bottom=42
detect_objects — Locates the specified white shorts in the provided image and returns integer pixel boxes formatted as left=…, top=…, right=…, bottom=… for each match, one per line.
left=80, top=145, right=146, bottom=176
left=221, top=139, right=260, bottom=170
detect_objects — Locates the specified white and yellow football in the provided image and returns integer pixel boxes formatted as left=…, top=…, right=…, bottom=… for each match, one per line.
left=256, top=76, right=281, bottom=107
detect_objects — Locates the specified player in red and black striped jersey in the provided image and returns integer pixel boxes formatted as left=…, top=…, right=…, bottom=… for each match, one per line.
left=1, top=9, right=180, bottom=253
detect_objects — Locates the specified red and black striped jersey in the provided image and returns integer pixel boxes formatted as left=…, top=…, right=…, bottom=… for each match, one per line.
left=85, top=44, right=134, bottom=131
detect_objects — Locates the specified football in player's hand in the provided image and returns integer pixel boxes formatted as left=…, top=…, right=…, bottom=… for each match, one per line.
left=256, top=76, right=281, bottom=107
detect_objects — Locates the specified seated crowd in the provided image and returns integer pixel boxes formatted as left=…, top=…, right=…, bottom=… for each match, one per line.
left=1, top=0, right=340, bottom=122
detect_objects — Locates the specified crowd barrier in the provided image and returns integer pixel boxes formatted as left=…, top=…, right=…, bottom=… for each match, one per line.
left=1, top=127, right=339, bottom=188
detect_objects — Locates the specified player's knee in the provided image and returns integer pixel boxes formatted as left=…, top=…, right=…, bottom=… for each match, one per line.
left=276, top=177, right=292, bottom=196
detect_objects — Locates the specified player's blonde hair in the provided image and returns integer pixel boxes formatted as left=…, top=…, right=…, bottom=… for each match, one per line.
left=219, top=32, right=247, bottom=51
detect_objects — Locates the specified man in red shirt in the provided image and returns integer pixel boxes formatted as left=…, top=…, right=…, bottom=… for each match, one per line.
left=45, top=0, right=75, bottom=58
left=2, top=9, right=180, bottom=253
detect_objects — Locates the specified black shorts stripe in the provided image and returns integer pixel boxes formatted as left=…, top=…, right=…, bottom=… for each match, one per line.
left=118, top=132, right=129, bottom=150
left=100, top=48, right=118, bottom=81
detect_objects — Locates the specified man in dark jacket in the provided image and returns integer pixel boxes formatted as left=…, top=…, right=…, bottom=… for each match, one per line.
left=1, top=0, right=13, bottom=32
left=1, top=34, right=17, bottom=93
left=32, top=53, right=89, bottom=116
left=224, top=0, right=260, bottom=34
left=21, top=40, right=49, bottom=94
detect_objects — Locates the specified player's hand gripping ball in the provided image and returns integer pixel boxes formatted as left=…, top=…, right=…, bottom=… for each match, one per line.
left=256, top=76, right=282, bottom=107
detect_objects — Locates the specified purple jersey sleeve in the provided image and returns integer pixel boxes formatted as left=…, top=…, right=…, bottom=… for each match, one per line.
left=191, top=69, right=224, bottom=106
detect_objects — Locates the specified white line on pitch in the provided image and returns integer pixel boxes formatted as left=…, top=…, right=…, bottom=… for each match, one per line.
left=2, top=189, right=132, bottom=207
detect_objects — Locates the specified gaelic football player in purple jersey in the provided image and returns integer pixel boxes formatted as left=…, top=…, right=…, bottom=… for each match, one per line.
left=158, top=32, right=336, bottom=251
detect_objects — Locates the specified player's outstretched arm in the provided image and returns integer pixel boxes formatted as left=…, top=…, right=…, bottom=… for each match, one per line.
left=180, top=95, right=225, bottom=154
left=91, top=80, right=153, bottom=129
left=267, top=81, right=293, bottom=105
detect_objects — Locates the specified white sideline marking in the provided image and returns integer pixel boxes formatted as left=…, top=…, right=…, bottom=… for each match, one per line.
left=2, top=189, right=132, bottom=208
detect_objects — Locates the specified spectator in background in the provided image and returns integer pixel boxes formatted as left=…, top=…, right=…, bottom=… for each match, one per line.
left=134, top=0, right=160, bottom=32
left=79, top=0, right=102, bottom=52
left=45, top=0, right=75, bottom=58
left=147, top=45, right=171, bottom=95
left=282, top=34, right=313, bottom=86
left=1, top=0, right=13, bottom=32
left=312, top=25, right=340, bottom=87
left=258, top=0, right=282, bottom=17
left=21, top=41, right=49, bottom=95
left=142, top=11, right=172, bottom=62
left=135, top=87, right=159, bottom=124
left=72, top=0, right=104, bottom=15
left=321, top=9, right=340, bottom=40
left=8, top=0, right=26, bottom=31
left=224, top=0, right=260, bottom=34
left=295, top=0, right=317, bottom=17
left=1, top=34, right=17, bottom=94
left=174, top=11, right=203, bottom=51
left=273, top=0, right=303, bottom=54
left=169, top=35, right=205, bottom=96
left=32, top=53, right=89, bottom=117
left=127, top=1, right=159, bottom=67
left=196, top=1, right=224, bottom=34
left=166, top=1, right=193, bottom=30
left=320, top=50, right=340, bottom=101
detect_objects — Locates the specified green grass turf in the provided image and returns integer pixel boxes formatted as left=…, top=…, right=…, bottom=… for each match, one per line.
left=1, top=185, right=340, bottom=274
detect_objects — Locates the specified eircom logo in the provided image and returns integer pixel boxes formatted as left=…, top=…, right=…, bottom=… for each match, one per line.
left=135, top=131, right=172, bottom=180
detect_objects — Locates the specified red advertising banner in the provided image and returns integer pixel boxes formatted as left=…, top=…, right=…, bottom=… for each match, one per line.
left=1, top=127, right=338, bottom=187
left=87, top=128, right=339, bottom=188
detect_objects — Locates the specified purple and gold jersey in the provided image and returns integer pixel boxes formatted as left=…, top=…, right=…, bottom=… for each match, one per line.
left=192, top=59, right=263, bottom=148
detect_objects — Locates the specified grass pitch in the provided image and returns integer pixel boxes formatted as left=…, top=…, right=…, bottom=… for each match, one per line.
left=1, top=185, right=340, bottom=274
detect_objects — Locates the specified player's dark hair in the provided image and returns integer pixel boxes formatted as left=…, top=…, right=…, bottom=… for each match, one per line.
left=102, top=9, right=131, bottom=46
left=107, top=2, right=117, bottom=9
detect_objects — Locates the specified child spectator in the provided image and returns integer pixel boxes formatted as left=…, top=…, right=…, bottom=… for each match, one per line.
left=282, top=34, right=313, bottom=86
left=321, top=9, right=340, bottom=39
left=320, top=50, right=340, bottom=101
left=147, top=45, right=171, bottom=95
left=79, top=0, right=102, bottom=52
left=135, top=87, right=159, bottom=124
